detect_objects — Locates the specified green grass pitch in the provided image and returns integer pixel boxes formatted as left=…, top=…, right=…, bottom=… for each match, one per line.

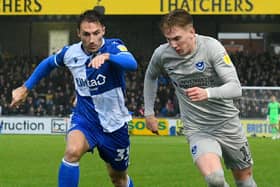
left=0, top=135, right=279, bottom=187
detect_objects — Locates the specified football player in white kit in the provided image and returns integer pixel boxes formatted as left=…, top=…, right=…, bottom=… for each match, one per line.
left=144, top=9, right=257, bottom=187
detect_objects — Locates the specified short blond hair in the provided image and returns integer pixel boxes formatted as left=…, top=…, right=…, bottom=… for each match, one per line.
left=160, top=9, right=193, bottom=33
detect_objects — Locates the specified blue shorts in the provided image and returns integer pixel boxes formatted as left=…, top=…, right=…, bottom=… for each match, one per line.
left=68, top=115, right=130, bottom=171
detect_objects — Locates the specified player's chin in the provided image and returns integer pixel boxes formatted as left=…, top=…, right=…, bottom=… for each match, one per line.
left=177, top=49, right=191, bottom=56
left=176, top=50, right=186, bottom=56
left=88, top=48, right=98, bottom=53
left=86, top=45, right=98, bottom=52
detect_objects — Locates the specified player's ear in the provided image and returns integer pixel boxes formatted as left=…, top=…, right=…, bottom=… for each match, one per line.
left=190, top=26, right=195, bottom=34
left=77, top=28, right=81, bottom=38
left=102, top=26, right=106, bottom=35
left=189, top=27, right=196, bottom=39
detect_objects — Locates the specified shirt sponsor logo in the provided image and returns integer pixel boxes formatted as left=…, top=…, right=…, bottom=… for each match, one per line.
left=75, top=74, right=106, bottom=90
left=178, top=77, right=216, bottom=89
left=195, top=61, right=206, bottom=71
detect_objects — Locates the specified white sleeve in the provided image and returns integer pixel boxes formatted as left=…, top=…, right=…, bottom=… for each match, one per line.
left=207, top=39, right=242, bottom=99
left=144, top=48, right=163, bottom=116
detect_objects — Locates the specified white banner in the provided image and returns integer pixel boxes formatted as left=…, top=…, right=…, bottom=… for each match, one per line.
left=0, top=117, right=69, bottom=134
left=0, top=117, right=272, bottom=137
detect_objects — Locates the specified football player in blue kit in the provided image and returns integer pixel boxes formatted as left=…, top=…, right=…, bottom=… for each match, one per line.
left=10, top=9, right=137, bottom=187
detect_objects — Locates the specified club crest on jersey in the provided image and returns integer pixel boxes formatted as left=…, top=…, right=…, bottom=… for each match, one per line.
left=191, top=145, right=198, bottom=155
left=195, top=61, right=206, bottom=72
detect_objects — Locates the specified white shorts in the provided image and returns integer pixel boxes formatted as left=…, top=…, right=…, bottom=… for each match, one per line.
left=188, top=116, right=254, bottom=170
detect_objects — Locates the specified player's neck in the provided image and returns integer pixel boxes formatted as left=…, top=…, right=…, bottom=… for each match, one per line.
left=190, top=35, right=196, bottom=53
left=186, top=35, right=197, bottom=56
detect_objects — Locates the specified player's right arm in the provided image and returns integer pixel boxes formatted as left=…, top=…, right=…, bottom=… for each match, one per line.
left=144, top=47, right=163, bottom=134
left=10, top=46, right=68, bottom=108
left=10, top=55, right=58, bottom=108
left=145, top=115, right=159, bottom=134
left=10, top=85, right=29, bottom=108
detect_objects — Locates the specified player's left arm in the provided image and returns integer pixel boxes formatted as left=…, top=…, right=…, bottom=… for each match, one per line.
left=88, top=42, right=137, bottom=71
left=206, top=39, right=242, bottom=99
left=109, top=52, right=137, bottom=71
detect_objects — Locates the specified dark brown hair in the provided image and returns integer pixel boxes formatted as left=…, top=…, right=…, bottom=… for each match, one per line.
left=77, top=9, right=104, bottom=30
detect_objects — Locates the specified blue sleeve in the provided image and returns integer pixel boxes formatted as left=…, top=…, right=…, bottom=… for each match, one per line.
left=55, top=46, right=68, bottom=67
left=104, top=39, right=137, bottom=71
left=109, top=52, right=137, bottom=71
left=24, top=55, right=57, bottom=90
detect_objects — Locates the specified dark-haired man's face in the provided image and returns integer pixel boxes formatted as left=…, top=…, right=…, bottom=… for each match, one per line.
left=77, top=21, right=105, bottom=53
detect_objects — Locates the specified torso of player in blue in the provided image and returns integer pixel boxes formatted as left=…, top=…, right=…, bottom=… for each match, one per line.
left=54, top=38, right=137, bottom=132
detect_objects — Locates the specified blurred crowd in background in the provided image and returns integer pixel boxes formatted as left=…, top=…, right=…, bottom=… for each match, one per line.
left=0, top=51, right=279, bottom=118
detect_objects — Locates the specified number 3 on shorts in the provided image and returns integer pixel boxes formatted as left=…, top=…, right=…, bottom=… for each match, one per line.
left=115, top=146, right=129, bottom=161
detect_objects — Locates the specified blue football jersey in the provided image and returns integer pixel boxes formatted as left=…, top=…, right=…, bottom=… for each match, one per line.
left=54, top=38, right=133, bottom=132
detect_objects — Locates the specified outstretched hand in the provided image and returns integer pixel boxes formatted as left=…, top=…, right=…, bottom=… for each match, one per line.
left=145, top=115, right=159, bottom=135
left=88, top=53, right=110, bottom=69
left=10, top=85, right=29, bottom=108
